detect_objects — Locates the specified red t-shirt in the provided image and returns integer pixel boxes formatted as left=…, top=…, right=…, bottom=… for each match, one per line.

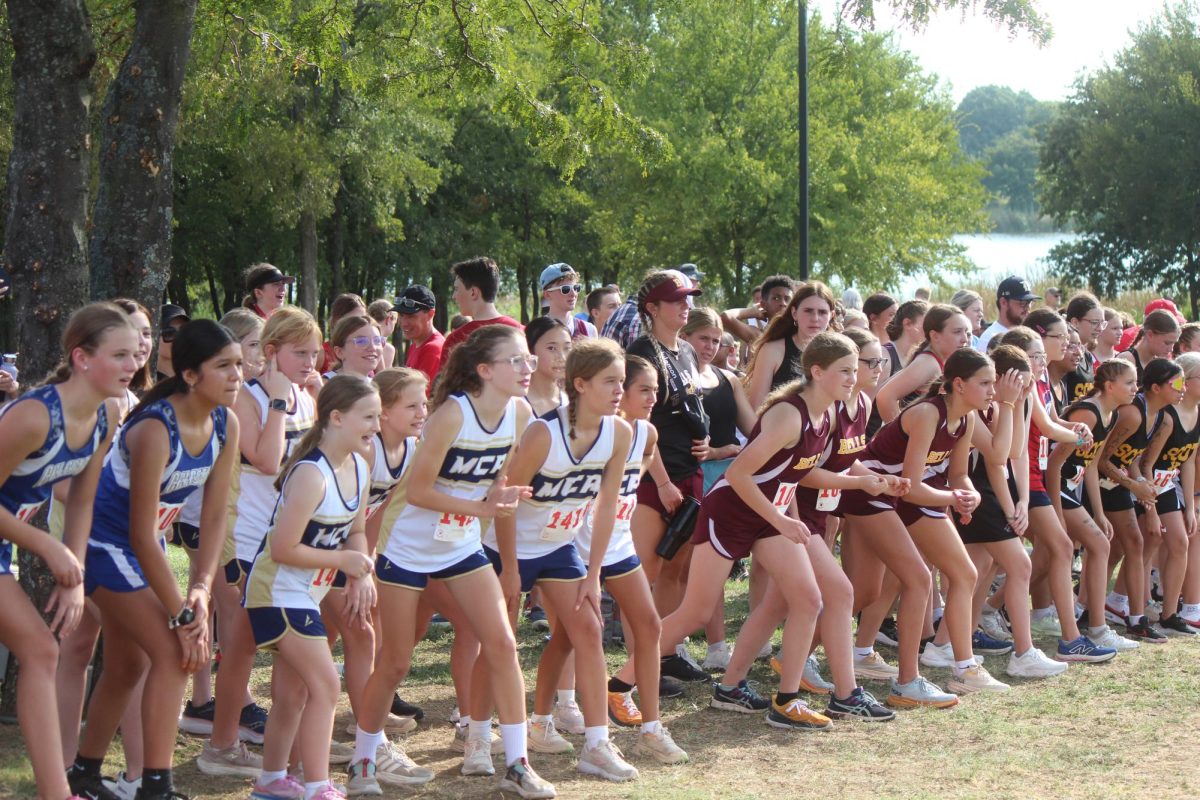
left=439, top=316, right=524, bottom=370
left=319, top=341, right=337, bottom=375
left=405, top=329, right=445, bottom=386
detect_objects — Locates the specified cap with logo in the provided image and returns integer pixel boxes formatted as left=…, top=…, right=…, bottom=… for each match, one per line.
left=539, top=263, right=578, bottom=291
left=247, top=265, right=296, bottom=291
left=640, top=273, right=703, bottom=309
left=393, top=285, right=436, bottom=314
left=997, top=276, right=1041, bottom=302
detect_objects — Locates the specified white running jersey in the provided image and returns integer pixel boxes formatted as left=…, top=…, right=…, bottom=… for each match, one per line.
left=231, top=381, right=316, bottom=564
left=382, top=393, right=518, bottom=573
left=366, top=433, right=416, bottom=521
left=244, top=449, right=367, bottom=611
left=576, top=418, right=647, bottom=566
left=485, top=408, right=614, bottom=560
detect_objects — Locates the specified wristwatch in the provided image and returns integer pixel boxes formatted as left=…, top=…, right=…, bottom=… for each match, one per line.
left=168, top=605, right=196, bottom=630
left=268, top=398, right=288, bottom=413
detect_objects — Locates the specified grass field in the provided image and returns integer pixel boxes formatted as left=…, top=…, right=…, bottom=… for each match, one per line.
left=3, top=559, right=1200, bottom=800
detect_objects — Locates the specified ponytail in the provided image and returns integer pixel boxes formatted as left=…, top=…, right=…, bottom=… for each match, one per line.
left=275, top=375, right=378, bottom=492
left=757, top=332, right=856, bottom=416
left=128, top=320, right=237, bottom=419
left=1084, top=359, right=1135, bottom=400
left=924, top=347, right=992, bottom=401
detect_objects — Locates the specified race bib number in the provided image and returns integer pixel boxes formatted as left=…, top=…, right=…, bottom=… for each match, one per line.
left=613, top=496, right=637, bottom=534
left=14, top=501, right=43, bottom=523
left=772, top=482, right=798, bottom=510
left=1065, top=466, right=1085, bottom=493
left=541, top=505, right=587, bottom=543
left=309, top=567, right=338, bottom=602
left=157, top=503, right=184, bottom=534
left=1037, top=436, right=1049, bottom=472
left=434, top=512, right=478, bottom=542
left=1153, top=468, right=1179, bottom=495
left=1098, top=476, right=1118, bottom=491
left=815, top=487, right=841, bottom=512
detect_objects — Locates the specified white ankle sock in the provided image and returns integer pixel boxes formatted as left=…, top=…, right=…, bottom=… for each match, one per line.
left=469, top=719, right=491, bottom=741
left=853, top=646, right=874, bottom=658
left=556, top=689, right=576, bottom=706
left=499, top=722, right=526, bottom=767
left=641, top=719, right=663, bottom=736
left=584, top=725, right=607, bottom=749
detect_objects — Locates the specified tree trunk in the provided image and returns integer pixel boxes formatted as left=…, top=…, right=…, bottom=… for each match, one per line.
left=329, top=183, right=345, bottom=299
left=88, top=0, right=197, bottom=317
left=1188, top=251, right=1198, bottom=322
left=298, top=209, right=318, bottom=314
left=2, top=0, right=94, bottom=388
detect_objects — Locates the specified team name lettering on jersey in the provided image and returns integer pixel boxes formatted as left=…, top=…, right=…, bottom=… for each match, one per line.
left=34, top=456, right=91, bottom=488
left=926, top=450, right=952, bottom=465
left=619, top=467, right=641, bottom=496
left=1163, top=442, right=1199, bottom=470
left=304, top=521, right=353, bottom=550
left=837, top=434, right=866, bottom=455
left=444, top=444, right=511, bottom=479
left=1111, top=443, right=1144, bottom=467
left=531, top=468, right=604, bottom=502
left=1075, top=440, right=1104, bottom=463
left=792, top=453, right=820, bottom=471
left=162, top=466, right=213, bottom=495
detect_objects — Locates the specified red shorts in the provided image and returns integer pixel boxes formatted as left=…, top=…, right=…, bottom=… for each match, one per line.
left=636, top=469, right=703, bottom=518
left=689, top=484, right=776, bottom=561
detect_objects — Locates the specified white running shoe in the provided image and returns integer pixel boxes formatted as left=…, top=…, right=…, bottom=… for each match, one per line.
left=462, top=736, right=495, bottom=776
left=702, top=641, right=733, bottom=671
left=1006, top=647, right=1069, bottom=678
left=756, top=639, right=774, bottom=660
left=802, top=655, right=835, bottom=694
left=853, top=651, right=899, bottom=681
left=947, top=665, right=1010, bottom=694
left=577, top=739, right=640, bottom=782
left=345, top=714, right=415, bottom=736
left=451, top=723, right=504, bottom=754
left=552, top=699, right=585, bottom=735
left=633, top=727, right=688, bottom=764
left=1029, top=613, right=1063, bottom=637
left=498, top=758, right=556, bottom=799
left=919, top=641, right=982, bottom=669
left=328, top=741, right=355, bottom=766
left=374, top=740, right=433, bottom=785
left=1089, top=626, right=1140, bottom=651
left=886, top=676, right=958, bottom=709
left=528, top=718, right=574, bottom=754
left=979, top=609, right=1013, bottom=642
left=196, top=740, right=263, bottom=777
left=100, top=771, right=140, bottom=800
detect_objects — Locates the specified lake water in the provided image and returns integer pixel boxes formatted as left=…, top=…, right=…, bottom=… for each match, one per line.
left=895, top=232, right=1076, bottom=298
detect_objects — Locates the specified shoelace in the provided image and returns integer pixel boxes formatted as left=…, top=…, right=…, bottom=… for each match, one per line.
left=677, top=645, right=704, bottom=671
left=779, top=698, right=811, bottom=717
left=537, top=717, right=561, bottom=737
left=618, top=693, right=639, bottom=714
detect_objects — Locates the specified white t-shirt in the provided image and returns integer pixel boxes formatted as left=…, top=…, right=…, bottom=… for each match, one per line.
left=977, top=320, right=1009, bottom=351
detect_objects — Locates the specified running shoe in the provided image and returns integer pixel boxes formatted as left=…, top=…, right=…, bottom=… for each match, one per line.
left=919, top=641, right=982, bottom=669
left=372, top=740, right=433, bottom=785
left=1125, top=617, right=1168, bottom=644
left=461, top=736, right=495, bottom=776
left=853, top=651, right=899, bottom=681
left=756, top=639, right=774, bottom=660
left=1145, top=600, right=1163, bottom=623
left=526, top=605, right=550, bottom=632
left=498, top=758, right=556, bottom=799
left=874, top=616, right=900, bottom=648
left=196, top=740, right=262, bottom=777
left=577, top=739, right=639, bottom=782
left=702, top=641, right=732, bottom=671
left=179, top=699, right=215, bottom=736
left=711, top=680, right=770, bottom=713
left=450, top=722, right=504, bottom=754
left=971, top=629, right=1014, bottom=655
left=100, top=772, right=140, bottom=800
left=947, top=665, right=1010, bottom=694
left=68, top=769, right=122, bottom=800
left=390, top=694, right=425, bottom=722
left=801, top=655, right=834, bottom=694
left=825, top=687, right=895, bottom=722
left=345, top=714, right=416, bottom=736
left=886, top=676, right=959, bottom=709
left=239, top=702, right=269, bottom=745
left=978, top=609, right=1012, bottom=643
left=1054, top=635, right=1117, bottom=663
left=1029, top=613, right=1063, bottom=637
left=1006, top=647, right=1068, bottom=677
left=1157, top=613, right=1198, bottom=636
left=766, top=697, right=833, bottom=731
left=329, top=741, right=355, bottom=765
left=307, top=785, right=346, bottom=800
left=608, top=691, right=643, bottom=727
left=552, top=699, right=585, bottom=735
left=528, top=718, right=574, bottom=754
left=660, top=653, right=708, bottom=682
left=1104, top=603, right=1129, bottom=628
left=1089, top=626, right=1140, bottom=651
left=250, top=775, right=304, bottom=800
left=633, top=727, right=689, bottom=764
left=658, top=675, right=685, bottom=699
left=428, top=612, right=452, bottom=630
left=345, top=759, right=383, bottom=798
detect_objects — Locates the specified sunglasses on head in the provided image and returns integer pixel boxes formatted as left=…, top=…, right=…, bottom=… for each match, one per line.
left=547, top=284, right=582, bottom=296
left=395, top=297, right=432, bottom=312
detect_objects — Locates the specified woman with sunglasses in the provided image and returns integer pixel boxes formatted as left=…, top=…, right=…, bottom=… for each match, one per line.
left=540, top=263, right=596, bottom=340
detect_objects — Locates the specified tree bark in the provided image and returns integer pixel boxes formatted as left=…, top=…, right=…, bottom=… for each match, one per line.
left=2, top=0, right=95, bottom=386
left=329, top=183, right=346, bottom=299
left=88, top=0, right=198, bottom=316
left=298, top=209, right=318, bottom=314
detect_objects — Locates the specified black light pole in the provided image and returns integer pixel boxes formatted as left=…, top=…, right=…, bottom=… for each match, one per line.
left=799, top=1, right=809, bottom=281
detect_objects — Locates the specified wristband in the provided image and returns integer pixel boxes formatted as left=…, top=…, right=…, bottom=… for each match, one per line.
left=189, top=582, right=211, bottom=599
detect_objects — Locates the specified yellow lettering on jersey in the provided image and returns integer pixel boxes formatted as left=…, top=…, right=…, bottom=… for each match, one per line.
left=926, top=449, right=952, bottom=465
left=837, top=435, right=866, bottom=455
left=793, top=454, right=820, bottom=471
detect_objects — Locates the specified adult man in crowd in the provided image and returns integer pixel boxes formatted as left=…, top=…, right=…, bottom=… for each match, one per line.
left=978, top=275, right=1040, bottom=350
left=539, top=263, right=596, bottom=338
left=156, top=303, right=190, bottom=381
left=243, top=263, right=294, bottom=319
left=720, top=274, right=796, bottom=345
left=439, top=256, right=523, bottom=368
left=586, top=285, right=622, bottom=333
left=396, top=285, right=443, bottom=384
left=1044, top=286, right=1063, bottom=311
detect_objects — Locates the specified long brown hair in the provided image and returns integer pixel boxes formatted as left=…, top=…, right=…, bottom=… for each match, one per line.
left=430, top=325, right=524, bottom=411
left=745, top=280, right=837, bottom=382
left=759, top=331, right=856, bottom=416
left=46, top=302, right=136, bottom=385
left=276, top=374, right=379, bottom=491
left=564, top=338, right=624, bottom=439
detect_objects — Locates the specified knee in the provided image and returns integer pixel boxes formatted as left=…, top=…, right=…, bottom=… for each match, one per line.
left=377, top=648, right=413, bottom=686
left=570, top=613, right=603, bottom=651
left=901, top=563, right=933, bottom=594
left=1007, top=553, right=1032, bottom=585
left=480, top=628, right=519, bottom=661
left=633, top=613, right=662, bottom=644
left=18, top=627, right=60, bottom=670
left=822, top=574, right=853, bottom=612
left=788, top=584, right=823, bottom=616
left=310, top=666, right=341, bottom=707
left=953, top=560, right=979, bottom=589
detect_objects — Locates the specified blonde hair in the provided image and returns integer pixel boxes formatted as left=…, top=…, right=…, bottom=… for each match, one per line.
left=680, top=306, right=722, bottom=338
left=373, top=367, right=427, bottom=407
left=261, top=305, right=322, bottom=353
left=47, top=302, right=136, bottom=385
left=1176, top=352, right=1200, bottom=380
left=220, top=308, right=264, bottom=342
left=276, top=374, right=379, bottom=491
left=564, top=338, right=624, bottom=440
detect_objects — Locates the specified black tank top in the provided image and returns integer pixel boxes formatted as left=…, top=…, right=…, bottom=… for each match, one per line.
left=703, top=368, right=739, bottom=448
left=770, top=335, right=803, bottom=391
left=1124, top=348, right=1145, bottom=384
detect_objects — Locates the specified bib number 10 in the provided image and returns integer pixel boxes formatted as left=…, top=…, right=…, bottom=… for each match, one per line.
left=772, top=482, right=798, bottom=510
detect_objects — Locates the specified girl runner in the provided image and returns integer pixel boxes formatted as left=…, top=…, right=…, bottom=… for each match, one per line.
left=369, top=325, right=555, bottom=799
left=1118, top=309, right=1180, bottom=383
left=243, top=375, right=377, bottom=800
left=326, top=316, right=383, bottom=380
left=874, top=304, right=972, bottom=423
left=3, top=303, right=135, bottom=800
left=1090, top=308, right=1123, bottom=363
left=743, top=280, right=837, bottom=410
left=1166, top=354, right=1200, bottom=628
left=72, top=320, right=241, bottom=800
left=1063, top=294, right=1105, bottom=402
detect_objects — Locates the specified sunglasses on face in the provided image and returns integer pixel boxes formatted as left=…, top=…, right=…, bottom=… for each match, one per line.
left=161, top=327, right=178, bottom=343
left=350, top=335, right=385, bottom=347
left=547, top=284, right=582, bottom=296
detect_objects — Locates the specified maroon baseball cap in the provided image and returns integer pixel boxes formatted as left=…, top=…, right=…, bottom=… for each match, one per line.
left=641, top=274, right=702, bottom=307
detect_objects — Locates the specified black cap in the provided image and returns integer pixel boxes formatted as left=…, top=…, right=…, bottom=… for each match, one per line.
left=247, top=265, right=295, bottom=292
left=393, top=285, right=436, bottom=314
left=678, top=262, right=705, bottom=281
left=160, top=303, right=190, bottom=327
left=997, top=276, right=1041, bottom=302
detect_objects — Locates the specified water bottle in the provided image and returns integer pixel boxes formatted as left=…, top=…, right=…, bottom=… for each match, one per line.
left=0, top=353, right=17, bottom=385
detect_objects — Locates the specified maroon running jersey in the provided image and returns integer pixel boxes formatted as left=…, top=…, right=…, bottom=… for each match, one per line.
left=795, top=392, right=868, bottom=528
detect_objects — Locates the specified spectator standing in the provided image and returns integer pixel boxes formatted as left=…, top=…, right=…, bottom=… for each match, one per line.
left=395, top=285, right=444, bottom=385
left=241, top=264, right=294, bottom=319
left=439, top=256, right=523, bottom=368
left=539, top=263, right=597, bottom=339
left=978, top=276, right=1040, bottom=350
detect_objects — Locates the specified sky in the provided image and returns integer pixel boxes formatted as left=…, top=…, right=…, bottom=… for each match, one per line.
left=819, top=1, right=1170, bottom=102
